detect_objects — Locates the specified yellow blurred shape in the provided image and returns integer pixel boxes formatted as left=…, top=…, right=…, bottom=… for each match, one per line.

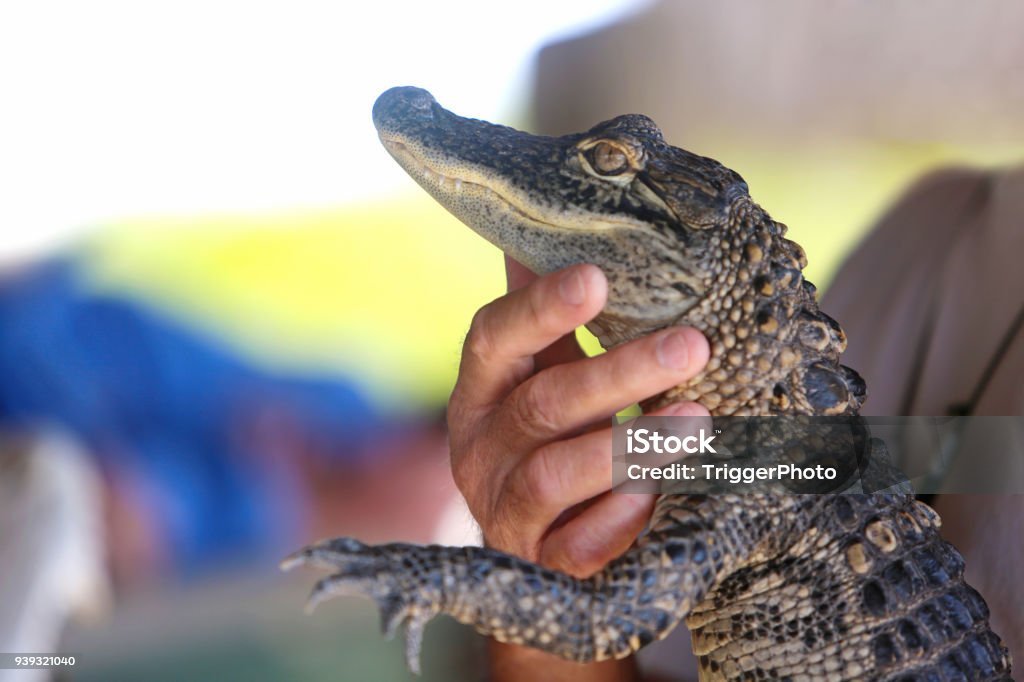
left=81, top=194, right=506, bottom=411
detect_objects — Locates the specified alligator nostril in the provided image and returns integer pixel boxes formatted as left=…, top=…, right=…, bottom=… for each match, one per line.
left=373, top=86, right=437, bottom=128
left=405, top=91, right=433, bottom=113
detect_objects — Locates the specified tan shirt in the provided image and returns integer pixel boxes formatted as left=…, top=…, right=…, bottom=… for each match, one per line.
left=822, top=165, right=1024, bottom=665
left=823, top=166, right=1024, bottom=417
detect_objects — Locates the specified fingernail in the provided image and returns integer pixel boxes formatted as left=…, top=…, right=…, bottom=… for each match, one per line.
left=559, top=269, right=586, bottom=305
left=657, top=330, right=690, bottom=369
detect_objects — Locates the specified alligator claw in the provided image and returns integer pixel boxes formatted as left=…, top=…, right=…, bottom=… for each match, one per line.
left=280, top=537, right=368, bottom=572
left=282, top=537, right=434, bottom=675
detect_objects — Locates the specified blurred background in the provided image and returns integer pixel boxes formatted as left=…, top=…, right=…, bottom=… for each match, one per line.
left=1, top=1, right=1023, bottom=680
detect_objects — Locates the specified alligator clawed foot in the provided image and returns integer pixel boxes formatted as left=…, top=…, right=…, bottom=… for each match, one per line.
left=282, top=538, right=438, bottom=675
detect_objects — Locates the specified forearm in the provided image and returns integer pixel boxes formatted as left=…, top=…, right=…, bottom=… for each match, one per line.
left=488, top=640, right=640, bottom=682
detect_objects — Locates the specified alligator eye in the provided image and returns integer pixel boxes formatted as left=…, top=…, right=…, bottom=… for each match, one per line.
left=589, top=142, right=629, bottom=175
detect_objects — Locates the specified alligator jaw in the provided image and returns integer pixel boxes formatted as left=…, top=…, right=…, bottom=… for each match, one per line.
left=371, top=85, right=707, bottom=348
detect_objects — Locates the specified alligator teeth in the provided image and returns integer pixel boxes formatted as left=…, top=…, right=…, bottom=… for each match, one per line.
left=454, top=178, right=462, bottom=191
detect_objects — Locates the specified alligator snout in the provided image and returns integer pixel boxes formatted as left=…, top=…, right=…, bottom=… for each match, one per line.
left=372, top=86, right=437, bottom=131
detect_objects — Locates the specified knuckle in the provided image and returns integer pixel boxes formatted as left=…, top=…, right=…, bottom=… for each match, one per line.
left=548, top=531, right=604, bottom=577
left=464, top=306, right=496, bottom=361
left=510, top=382, right=560, bottom=436
left=515, top=450, right=563, bottom=510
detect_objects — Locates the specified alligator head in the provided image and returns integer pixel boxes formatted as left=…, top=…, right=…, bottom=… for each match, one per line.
left=372, top=86, right=864, bottom=417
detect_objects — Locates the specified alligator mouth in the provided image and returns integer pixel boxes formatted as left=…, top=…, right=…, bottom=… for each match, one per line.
left=380, top=138, right=472, bottom=193
left=379, top=136, right=569, bottom=232
left=379, top=136, right=642, bottom=235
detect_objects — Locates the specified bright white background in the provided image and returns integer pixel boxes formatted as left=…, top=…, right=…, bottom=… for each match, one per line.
left=0, top=0, right=645, bottom=263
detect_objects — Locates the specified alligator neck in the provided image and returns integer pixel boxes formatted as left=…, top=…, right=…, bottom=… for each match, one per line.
left=650, top=200, right=866, bottom=417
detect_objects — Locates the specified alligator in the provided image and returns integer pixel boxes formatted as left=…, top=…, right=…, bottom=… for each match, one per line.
left=282, top=86, right=1012, bottom=680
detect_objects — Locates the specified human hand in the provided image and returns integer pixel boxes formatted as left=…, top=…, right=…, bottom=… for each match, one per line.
left=447, top=258, right=711, bottom=578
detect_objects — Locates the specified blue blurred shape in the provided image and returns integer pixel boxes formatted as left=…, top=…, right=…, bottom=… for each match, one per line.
left=0, top=258, right=381, bottom=575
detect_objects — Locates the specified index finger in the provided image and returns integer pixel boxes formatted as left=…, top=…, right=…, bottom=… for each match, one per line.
left=504, top=255, right=536, bottom=292
left=453, top=264, right=607, bottom=412
left=506, top=256, right=589, bottom=371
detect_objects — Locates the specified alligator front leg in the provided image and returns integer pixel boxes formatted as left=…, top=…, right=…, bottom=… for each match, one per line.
left=283, top=495, right=776, bottom=674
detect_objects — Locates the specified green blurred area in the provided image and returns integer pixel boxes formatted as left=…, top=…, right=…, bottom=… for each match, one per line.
left=76, top=137, right=1024, bottom=413
left=65, top=574, right=485, bottom=682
